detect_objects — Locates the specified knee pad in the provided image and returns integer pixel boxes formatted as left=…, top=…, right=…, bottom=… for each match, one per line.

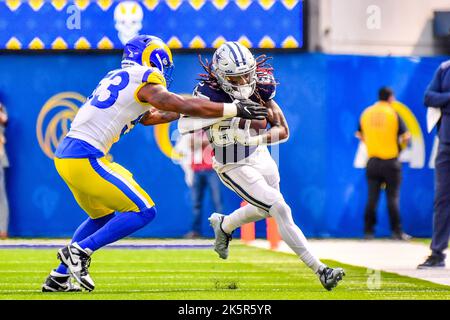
left=140, top=206, right=157, bottom=224
left=269, top=200, right=293, bottom=222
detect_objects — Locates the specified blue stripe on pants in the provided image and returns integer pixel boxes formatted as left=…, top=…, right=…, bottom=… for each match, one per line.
left=88, top=158, right=147, bottom=211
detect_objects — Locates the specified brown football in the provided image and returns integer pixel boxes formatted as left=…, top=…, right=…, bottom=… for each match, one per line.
left=238, top=118, right=268, bottom=135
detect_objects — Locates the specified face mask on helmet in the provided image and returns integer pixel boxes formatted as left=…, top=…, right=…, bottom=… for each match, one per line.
left=149, top=58, right=174, bottom=89
left=148, top=47, right=174, bottom=88
left=219, top=68, right=256, bottom=100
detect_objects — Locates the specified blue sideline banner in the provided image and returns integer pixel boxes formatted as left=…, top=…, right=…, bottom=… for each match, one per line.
left=0, top=52, right=447, bottom=237
left=0, top=0, right=303, bottom=50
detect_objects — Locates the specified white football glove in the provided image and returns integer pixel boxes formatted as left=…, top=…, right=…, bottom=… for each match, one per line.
left=230, top=118, right=264, bottom=146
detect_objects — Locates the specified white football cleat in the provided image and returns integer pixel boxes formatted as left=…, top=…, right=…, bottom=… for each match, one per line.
left=208, top=213, right=232, bottom=260
left=57, top=243, right=95, bottom=291
left=41, top=270, right=81, bottom=292
left=317, top=265, right=345, bottom=291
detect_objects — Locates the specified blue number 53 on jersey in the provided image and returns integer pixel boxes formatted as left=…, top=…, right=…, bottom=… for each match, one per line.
left=90, top=71, right=130, bottom=109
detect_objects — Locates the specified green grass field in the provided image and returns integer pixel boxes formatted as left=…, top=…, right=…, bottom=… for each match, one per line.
left=0, top=243, right=448, bottom=300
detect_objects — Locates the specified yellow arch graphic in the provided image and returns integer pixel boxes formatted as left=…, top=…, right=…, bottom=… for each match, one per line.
left=37, top=91, right=185, bottom=161
left=36, top=92, right=85, bottom=159
left=391, top=101, right=425, bottom=168
left=153, top=93, right=192, bottom=161
left=153, top=123, right=183, bottom=160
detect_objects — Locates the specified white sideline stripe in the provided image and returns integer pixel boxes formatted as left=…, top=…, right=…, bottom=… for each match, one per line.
left=96, top=158, right=151, bottom=208
left=0, top=239, right=214, bottom=245
left=249, top=240, right=450, bottom=287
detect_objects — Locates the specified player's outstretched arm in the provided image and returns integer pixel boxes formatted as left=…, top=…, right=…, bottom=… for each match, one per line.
left=140, top=108, right=180, bottom=126
left=137, top=83, right=267, bottom=119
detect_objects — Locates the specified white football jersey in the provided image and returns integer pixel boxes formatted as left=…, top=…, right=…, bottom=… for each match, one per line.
left=67, top=65, right=166, bottom=154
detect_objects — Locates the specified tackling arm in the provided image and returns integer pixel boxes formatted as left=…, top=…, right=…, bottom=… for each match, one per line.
left=137, top=83, right=268, bottom=119
left=140, top=107, right=180, bottom=126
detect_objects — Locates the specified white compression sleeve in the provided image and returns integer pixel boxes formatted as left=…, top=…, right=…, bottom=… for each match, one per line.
left=269, top=201, right=325, bottom=273
left=177, top=115, right=225, bottom=134
left=222, top=204, right=268, bottom=234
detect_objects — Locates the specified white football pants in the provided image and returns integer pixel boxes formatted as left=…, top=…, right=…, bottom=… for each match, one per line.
left=214, top=147, right=324, bottom=273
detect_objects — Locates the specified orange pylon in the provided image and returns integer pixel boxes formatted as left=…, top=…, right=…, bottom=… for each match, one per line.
left=240, top=201, right=281, bottom=250
left=266, top=217, right=281, bottom=250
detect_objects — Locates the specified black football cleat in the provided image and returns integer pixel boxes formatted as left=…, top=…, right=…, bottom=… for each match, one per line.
left=41, top=270, right=81, bottom=292
left=57, top=243, right=95, bottom=291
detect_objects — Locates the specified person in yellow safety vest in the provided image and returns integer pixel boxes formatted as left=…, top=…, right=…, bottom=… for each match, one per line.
left=356, top=87, right=411, bottom=241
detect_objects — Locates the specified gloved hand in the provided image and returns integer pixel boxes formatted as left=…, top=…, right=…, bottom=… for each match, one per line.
left=234, top=99, right=267, bottom=120
left=230, top=117, right=264, bottom=146
left=230, top=118, right=250, bottom=145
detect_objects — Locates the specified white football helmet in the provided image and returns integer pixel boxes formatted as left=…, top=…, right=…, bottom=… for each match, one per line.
left=212, top=42, right=257, bottom=100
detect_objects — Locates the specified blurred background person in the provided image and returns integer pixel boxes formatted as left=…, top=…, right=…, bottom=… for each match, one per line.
left=418, top=60, right=450, bottom=269
left=174, top=132, right=194, bottom=189
left=356, top=87, right=411, bottom=241
left=0, top=101, right=9, bottom=239
left=185, top=130, right=223, bottom=239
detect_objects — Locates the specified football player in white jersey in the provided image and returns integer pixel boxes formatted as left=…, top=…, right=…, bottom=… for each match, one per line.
left=178, top=42, right=345, bottom=291
left=41, top=35, right=267, bottom=292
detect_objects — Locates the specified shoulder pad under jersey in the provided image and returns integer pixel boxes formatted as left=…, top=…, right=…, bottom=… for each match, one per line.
left=127, top=65, right=167, bottom=88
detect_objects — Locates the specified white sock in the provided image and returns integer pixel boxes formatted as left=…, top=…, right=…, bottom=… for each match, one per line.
left=221, top=204, right=268, bottom=234
left=269, top=201, right=325, bottom=273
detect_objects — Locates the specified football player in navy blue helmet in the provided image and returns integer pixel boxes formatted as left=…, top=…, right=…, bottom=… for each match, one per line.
left=178, top=41, right=345, bottom=291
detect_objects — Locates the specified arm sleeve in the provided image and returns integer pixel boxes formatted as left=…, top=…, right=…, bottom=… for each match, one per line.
left=178, top=115, right=226, bottom=134
left=424, top=64, right=450, bottom=108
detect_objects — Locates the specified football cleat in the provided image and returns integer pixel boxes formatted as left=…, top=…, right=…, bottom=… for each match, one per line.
left=317, top=266, right=345, bottom=291
left=57, top=243, right=95, bottom=291
left=208, top=213, right=232, bottom=260
left=41, top=270, right=81, bottom=292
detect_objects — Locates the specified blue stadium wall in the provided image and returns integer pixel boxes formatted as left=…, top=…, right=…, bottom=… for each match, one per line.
left=0, top=52, right=447, bottom=238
